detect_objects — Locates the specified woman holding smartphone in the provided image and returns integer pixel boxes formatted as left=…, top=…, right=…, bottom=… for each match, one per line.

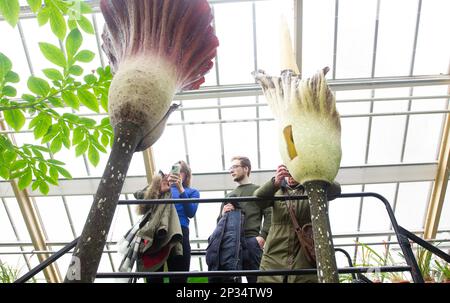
left=165, top=160, right=200, bottom=283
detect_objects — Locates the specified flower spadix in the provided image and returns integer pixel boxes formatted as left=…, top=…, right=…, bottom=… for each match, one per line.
left=254, top=68, right=341, bottom=184
left=101, top=0, right=218, bottom=151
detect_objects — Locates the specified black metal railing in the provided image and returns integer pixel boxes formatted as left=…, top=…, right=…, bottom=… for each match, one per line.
left=14, top=192, right=450, bottom=283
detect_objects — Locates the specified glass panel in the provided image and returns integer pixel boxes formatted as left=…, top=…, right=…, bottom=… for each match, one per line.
left=258, top=120, right=282, bottom=170
left=335, top=0, right=378, bottom=78
left=34, top=197, right=73, bottom=242
left=213, top=2, right=255, bottom=85
left=302, top=0, right=335, bottom=77
left=360, top=184, right=396, bottom=232
left=438, top=181, right=450, bottom=230
left=222, top=122, right=258, bottom=169
left=184, top=124, right=223, bottom=173
left=0, top=21, right=31, bottom=96
left=374, top=0, right=418, bottom=77
left=413, top=0, right=450, bottom=75
left=0, top=201, right=17, bottom=242
left=152, top=125, right=188, bottom=173
left=329, top=185, right=362, bottom=234
left=395, top=182, right=431, bottom=231
left=3, top=198, right=32, bottom=242
left=62, top=195, right=93, bottom=236
left=255, top=0, right=294, bottom=76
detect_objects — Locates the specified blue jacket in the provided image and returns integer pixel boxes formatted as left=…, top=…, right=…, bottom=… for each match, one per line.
left=170, top=186, right=199, bottom=228
left=206, top=210, right=246, bottom=271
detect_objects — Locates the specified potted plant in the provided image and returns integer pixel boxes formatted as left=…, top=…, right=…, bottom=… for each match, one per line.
left=415, top=245, right=435, bottom=282
left=0, top=261, right=19, bottom=283
left=354, top=241, right=388, bottom=283
left=434, top=260, right=450, bottom=283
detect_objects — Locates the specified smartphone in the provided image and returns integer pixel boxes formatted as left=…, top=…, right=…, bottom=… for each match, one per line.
left=170, top=164, right=181, bottom=175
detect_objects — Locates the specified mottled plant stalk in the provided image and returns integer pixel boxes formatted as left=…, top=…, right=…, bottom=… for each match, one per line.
left=304, top=180, right=339, bottom=283
left=65, top=122, right=141, bottom=283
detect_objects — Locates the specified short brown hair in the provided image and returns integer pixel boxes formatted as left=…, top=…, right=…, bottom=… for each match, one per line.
left=231, top=156, right=251, bottom=176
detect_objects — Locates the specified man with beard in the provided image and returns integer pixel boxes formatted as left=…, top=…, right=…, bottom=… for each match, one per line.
left=215, top=156, right=272, bottom=283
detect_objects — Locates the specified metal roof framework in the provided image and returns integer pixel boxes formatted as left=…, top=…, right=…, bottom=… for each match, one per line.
left=0, top=0, right=449, bottom=282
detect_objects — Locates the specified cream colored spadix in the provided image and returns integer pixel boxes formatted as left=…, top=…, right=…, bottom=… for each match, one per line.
left=254, top=68, right=341, bottom=184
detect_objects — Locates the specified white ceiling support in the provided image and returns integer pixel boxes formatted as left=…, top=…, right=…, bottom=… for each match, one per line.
left=0, top=163, right=437, bottom=197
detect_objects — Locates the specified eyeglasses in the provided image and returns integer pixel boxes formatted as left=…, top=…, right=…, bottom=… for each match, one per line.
left=228, top=165, right=242, bottom=171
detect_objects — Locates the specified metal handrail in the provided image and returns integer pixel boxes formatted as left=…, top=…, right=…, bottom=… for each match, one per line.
left=15, top=192, right=450, bottom=283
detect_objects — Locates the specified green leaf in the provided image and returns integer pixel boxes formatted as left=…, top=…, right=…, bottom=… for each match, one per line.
left=77, top=88, right=99, bottom=113
left=75, top=139, right=88, bottom=157
left=68, top=65, right=83, bottom=76
left=66, top=28, right=82, bottom=60
left=48, top=96, right=64, bottom=107
left=31, top=114, right=52, bottom=139
left=3, top=149, right=16, bottom=163
left=61, top=91, right=79, bottom=109
left=61, top=135, right=70, bottom=149
left=47, top=159, right=64, bottom=165
left=38, top=162, right=47, bottom=174
left=37, top=7, right=50, bottom=26
left=61, top=113, right=79, bottom=124
left=39, top=42, right=66, bottom=68
left=50, top=136, right=62, bottom=153
left=72, top=127, right=84, bottom=145
left=39, top=181, right=49, bottom=195
left=0, top=52, right=12, bottom=80
left=2, top=85, right=17, bottom=97
left=90, top=137, right=106, bottom=153
left=79, top=117, right=96, bottom=127
left=41, top=125, right=58, bottom=144
left=67, top=19, right=77, bottom=30
left=31, top=180, right=40, bottom=191
left=49, top=6, right=66, bottom=40
left=49, top=166, right=58, bottom=181
left=43, top=174, right=58, bottom=185
left=27, top=76, right=50, bottom=96
left=5, top=71, right=19, bottom=83
left=42, top=68, right=63, bottom=81
left=4, top=109, right=25, bottom=131
left=11, top=159, right=27, bottom=171
left=18, top=168, right=33, bottom=190
left=100, top=94, right=108, bottom=112
left=27, top=0, right=42, bottom=13
left=0, top=165, right=10, bottom=179
left=22, top=94, right=36, bottom=102
left=32, top=148, right=44, bottom=159
left=77, top=15, right=94, bottom=34
left=55, top=165, right=71, bottom=179
left=88, top=145, right=99, bottom=166
left=84, top=74, right=97, bottom=85
left=74, top=50, right=95, bottom=63
left=22, top=146, right=32, bottom=157
left=0, top=0, right=20, bottom=27
left=100, top=134, right=109, bottom=147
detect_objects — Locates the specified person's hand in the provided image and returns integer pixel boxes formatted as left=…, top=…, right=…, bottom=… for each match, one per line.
left=168, top=174, right=184, bottom=193
left=256, top=236, right=265, bottom=249
left=274, top=164, right=290, bottom=187
left=222, top=203, right=235, bottom=215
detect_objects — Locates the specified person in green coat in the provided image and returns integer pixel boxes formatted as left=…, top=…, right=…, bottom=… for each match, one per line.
left=254, top=164, right=341, bottom=283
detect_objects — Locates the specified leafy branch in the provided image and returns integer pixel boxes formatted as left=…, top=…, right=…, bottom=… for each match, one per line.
left=0, top=1, right=114, bottom=194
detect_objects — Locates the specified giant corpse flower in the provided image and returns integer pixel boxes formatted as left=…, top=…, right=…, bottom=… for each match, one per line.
left=253, top=21, right=342, bottom=283
left=101, top=0, right=218, bottom=151
left=65, top=0, right=218, bottom=283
